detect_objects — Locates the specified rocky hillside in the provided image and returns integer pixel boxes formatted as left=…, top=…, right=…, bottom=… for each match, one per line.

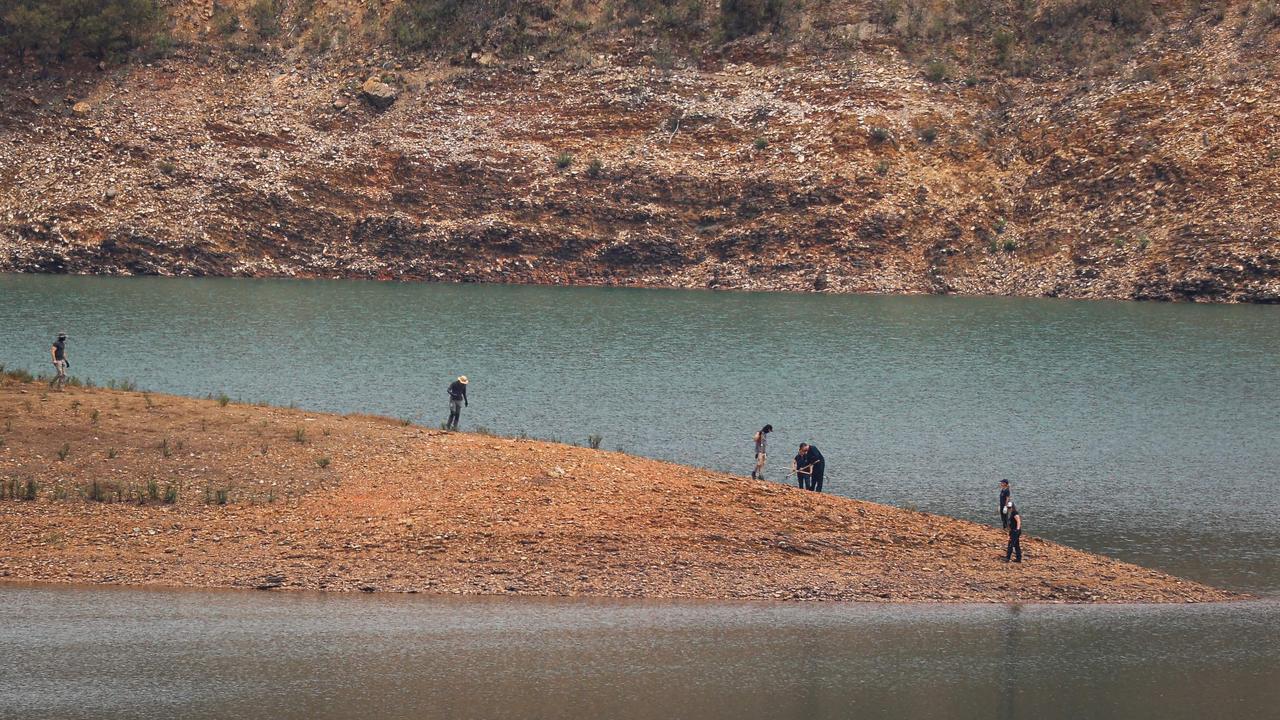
left=1, top=0, right=1279, bottom=301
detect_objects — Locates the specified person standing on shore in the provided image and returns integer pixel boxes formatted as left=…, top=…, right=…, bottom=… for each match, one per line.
left=751, top=424, right=773, bottom=480
left=792, top=443, right=825, bottom=492
left=999, top=479, right=1012, bottom=529
left=1005, top=503, right=1023, bottom=563
left=445, top=375, right=468, bottom=431
left=49, top=333, right=69, bottom=390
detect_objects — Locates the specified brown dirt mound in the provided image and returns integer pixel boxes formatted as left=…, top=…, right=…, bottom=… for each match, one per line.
left=0, top=378, right=1239, bottom=602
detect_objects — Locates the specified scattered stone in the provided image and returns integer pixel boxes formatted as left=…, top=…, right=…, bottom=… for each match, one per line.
left=360, top=77, right=397, bottom=109
left=72, top=101, right=91, bottom=115
left=332, top=97, right=349, bottom=111
left=255, top=574, right=285, bottom=589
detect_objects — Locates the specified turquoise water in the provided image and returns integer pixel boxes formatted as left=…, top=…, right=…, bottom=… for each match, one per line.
left=2, top=275, right=1279, bottom=719
left=1, top=274, right=1277, bottom=593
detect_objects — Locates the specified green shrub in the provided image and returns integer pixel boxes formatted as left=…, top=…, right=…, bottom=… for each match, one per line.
left=555, top=151, right=573, bottom=169
left=753, top=137, right=768, bottom=150
left=587, top=434, right=603, bottom=449
left=316, top=455, right=331, bottom=469
left=869, top=127, right=892, bottom=143
left=211, top=2, right=240, bottom=36
left=992, top=28, right=1016, bottom=63
left=57, top=442, right=70, bottom=461
left=587, top=158, right=604, bottom=178
left=391, top=0, right=525, bottom=51
left=720, top=0, right=788, bottom=40
left=918, top=126, right=938, bottom=144
left=0, top=0, right=161, bottom=62
left=924, top=58, right=948, bottom=83
left=248, top=0, right=281, bottom=39
left=147, top=478, right=159, bottom=501
left=217, top=393, right=230, bottom=407
left=163, top=483, right=178, bottom=504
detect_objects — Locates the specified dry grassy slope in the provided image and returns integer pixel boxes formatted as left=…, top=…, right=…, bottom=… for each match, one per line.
left=0, top=379, right=1239, bottom=602
left=0, top=1, right=1278, bottom=300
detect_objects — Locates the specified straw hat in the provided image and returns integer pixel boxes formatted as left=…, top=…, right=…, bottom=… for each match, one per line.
left=458, top=376, right=468, bottom=384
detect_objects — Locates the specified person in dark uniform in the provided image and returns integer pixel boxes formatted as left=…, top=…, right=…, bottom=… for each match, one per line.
left=1005, top=503, right=1022, bottom=563
left=50, top=332, right=69, bottom=390
left=445, top=375, right=468, bottom=430
left=792, top=443, right=825, bottom=492
left=999, top=479, right=1011, bottom=529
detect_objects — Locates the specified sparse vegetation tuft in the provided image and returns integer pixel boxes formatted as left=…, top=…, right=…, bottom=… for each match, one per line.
left=316, top=455, right=331, bottom=469
left=924, top=58, right=948, bottom=83
left=248, top=0, right=282, bottom=39
left=587, top=434, right=604, bottom=449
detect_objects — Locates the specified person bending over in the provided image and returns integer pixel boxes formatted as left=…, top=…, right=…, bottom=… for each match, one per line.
left=793, top=443, right=824, bottom=492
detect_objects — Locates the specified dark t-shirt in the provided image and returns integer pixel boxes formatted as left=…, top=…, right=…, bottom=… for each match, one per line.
left=796, top=447, right=824, bottom=476
left=448, top=381, right=467, bottom=401
left=999, top=488, right=1010, bottom=513
left=1008, top=513, right=1022, bottom=533
left=52, top=339, right=66, bottom=361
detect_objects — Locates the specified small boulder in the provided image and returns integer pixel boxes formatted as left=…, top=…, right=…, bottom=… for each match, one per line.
left=333, top=96, right=349, bottom=111
left=72, top=101, right=91, bottom=115
left=361, top=77, right=397, bottom=109
left=104, top=187, right=119, bottom=202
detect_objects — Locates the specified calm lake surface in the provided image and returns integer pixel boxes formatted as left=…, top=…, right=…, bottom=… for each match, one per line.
left=0, top=585, right=1277, bottom=720
left=1, top=275, right=1278, bottom=718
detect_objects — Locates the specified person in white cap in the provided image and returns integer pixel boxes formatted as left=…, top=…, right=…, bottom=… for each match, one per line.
left=445, top=375, right=468, bottom=430
left=50, top=332, right=69, bottom=390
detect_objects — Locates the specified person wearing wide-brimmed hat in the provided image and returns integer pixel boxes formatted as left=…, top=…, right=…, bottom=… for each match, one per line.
left=50, top=332, right=69, bottom=390
left=445, top=375, right=468, bottom=430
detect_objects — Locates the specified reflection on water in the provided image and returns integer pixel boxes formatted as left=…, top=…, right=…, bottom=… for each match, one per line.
left=0, top=586, right=1276, bottom=720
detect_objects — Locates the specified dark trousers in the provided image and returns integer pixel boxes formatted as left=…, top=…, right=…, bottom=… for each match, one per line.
left=1006, top=530, right=1022, bottom=562
left=1001, top=510, right=1009, bottom=529
left=798, top=472, right=823, bottom=492
left=446, top=399, right=462, bottom=430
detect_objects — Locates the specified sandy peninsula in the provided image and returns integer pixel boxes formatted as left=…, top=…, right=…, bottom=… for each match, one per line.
left=0, top=375, right=1239, bottom=603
